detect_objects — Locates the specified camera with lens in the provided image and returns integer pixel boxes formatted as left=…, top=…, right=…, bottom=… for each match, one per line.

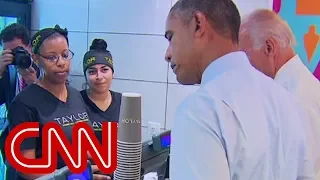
left=11, top=46, right=32, bottom=69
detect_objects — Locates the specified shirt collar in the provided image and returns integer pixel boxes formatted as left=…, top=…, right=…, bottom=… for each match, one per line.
left=201, top=51, right=250, bottom=85
left=274, top=54, right=305, bottom=84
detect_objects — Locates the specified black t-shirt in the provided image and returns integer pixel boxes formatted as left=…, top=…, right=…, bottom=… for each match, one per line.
left=7, top=84, right=92, bottom=180
left=80, top=90, right=121, bottom=143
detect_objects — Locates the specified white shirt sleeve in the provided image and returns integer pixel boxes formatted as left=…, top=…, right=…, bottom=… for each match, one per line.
left=296, top=107, right=317, bottom=180
left=169, top=93, right=231, bottom=180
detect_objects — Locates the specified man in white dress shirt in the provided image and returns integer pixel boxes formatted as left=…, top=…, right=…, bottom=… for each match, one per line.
left=164, top=0, right=315, bottom=179
left=239, top=9, right=320, bottom=178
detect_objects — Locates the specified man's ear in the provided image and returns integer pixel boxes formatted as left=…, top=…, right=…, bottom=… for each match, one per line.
left=26, top=44, right=32, bottom=53
left=32, top=54, right=39, bottom=65
left=193, top=11, right=207, bottom=37
left=263, top=38, right=276, bottom=57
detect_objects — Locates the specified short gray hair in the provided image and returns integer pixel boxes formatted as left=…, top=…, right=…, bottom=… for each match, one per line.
left=240, top=9, right=296, bottom=49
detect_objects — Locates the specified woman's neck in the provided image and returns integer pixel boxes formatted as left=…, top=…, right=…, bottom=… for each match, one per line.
left=87, top=89, right=112, bottom=111
left=39, top=78, right=68, bottom=102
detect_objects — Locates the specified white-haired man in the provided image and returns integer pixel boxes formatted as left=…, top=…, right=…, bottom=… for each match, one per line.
left=239, top=9, right=320, bottom=178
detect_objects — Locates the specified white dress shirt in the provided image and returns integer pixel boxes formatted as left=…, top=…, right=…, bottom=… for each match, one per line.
left=170, top=51, right=315, bottom=180
left=16, top=73, right=22, bottom=95
left=275, top=55, right=320, bottom=178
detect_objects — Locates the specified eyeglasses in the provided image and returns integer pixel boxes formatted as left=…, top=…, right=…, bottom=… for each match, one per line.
left=38, top=49, right=74, bottom=62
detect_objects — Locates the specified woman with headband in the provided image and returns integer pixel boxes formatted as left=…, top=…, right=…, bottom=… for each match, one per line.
left=81, top=39, right=122, bottom=178
left=6, top=25, right=94, bottom=180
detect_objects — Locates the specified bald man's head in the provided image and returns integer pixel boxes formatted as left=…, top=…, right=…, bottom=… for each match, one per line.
left=239, top=9, right=296, bottom=78
left=240, top=9, right=296, bottom=49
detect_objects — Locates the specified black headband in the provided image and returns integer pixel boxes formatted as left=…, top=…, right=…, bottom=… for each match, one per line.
left=31, top=25, right=68, bottom=54
left=83, top=50, right=114, bottom=73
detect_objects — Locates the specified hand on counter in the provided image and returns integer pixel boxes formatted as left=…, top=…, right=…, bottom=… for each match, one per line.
left=91, top=165, right=111, bottom=180
left=88, top=152, right=111, bottom=179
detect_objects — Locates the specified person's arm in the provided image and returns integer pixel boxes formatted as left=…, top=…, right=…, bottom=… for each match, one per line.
left=0, top=77, right=5, bottom=106
left=7, top=100, right=49, bottom=179
left=0, top=67, right=9, bottom=106
left=169, top=93, right=231, bottom=180
left=297, top=110, right=317, bottom=180
left=297, top=136, right=316, bottom=180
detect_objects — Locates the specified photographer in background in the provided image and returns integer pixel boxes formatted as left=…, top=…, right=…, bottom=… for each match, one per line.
left=0, top=23, right=39, bottom=179
left=0, top=23, right=38, bottom=109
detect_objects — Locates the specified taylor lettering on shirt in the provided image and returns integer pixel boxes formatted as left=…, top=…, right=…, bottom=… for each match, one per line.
left=54, top=112, right=89, bottom=127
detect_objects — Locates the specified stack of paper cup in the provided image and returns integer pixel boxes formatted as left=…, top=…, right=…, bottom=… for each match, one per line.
left=114, top=93, right=142, bottom=180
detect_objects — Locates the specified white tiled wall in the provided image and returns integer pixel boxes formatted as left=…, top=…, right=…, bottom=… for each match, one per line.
left=31, top=0, right=272, bottom=141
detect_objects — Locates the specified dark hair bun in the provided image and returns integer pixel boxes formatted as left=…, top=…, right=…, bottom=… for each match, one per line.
left=53, top=24, right=68, bottom=37
left=90, top=39, right=107, bottom=51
